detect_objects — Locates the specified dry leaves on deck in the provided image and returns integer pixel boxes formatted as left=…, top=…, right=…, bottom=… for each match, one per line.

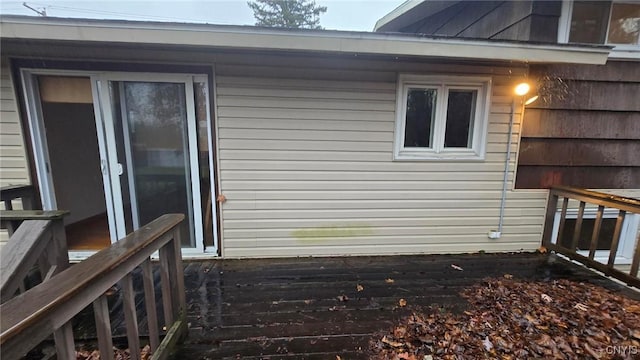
left=370, top=278, right=640, bottom=359
left=76, top=345, right=151, bottom=360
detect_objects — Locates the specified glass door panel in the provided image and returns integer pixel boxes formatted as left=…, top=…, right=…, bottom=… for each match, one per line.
left=95, top=74, right=204, bottom=250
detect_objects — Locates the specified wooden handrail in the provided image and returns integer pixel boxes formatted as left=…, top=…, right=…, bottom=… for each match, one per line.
left=542, top=186, right=640, bottom=288
left=550, top=186, right=640, bottom=213
left=0, top=213, right=186, bottom=360
left=0, top=210, right=70, bottom=303
left=0, top=185, right=36, bottom=211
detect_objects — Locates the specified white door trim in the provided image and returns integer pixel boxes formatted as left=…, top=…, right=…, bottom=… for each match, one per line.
left=19, top=68, right=216, bottom=257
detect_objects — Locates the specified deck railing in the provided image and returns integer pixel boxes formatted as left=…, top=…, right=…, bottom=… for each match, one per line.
left=0, top=213, right=187, bottom=360
left=0, top=211, right=70, bottom=303
left=0, top=185, right=36, bottom=211
left=542, top=186, right=640, bottom=288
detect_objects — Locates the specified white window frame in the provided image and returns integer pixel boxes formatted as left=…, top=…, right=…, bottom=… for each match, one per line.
left=394, top=74, right=491, bottom=161
left=558, top=0, right=640, bottom=59
left=550, top=208, right=640, bottom=265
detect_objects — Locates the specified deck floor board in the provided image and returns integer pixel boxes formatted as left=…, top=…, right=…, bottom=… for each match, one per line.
left=70, top=253, right=639, bottom=358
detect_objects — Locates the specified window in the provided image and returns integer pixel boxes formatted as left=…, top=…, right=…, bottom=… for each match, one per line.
left=551, top=208, right=640, bottom=264
left=394, top=75, right=490, bottom=160
left=560, top=1, right=640, bottom=52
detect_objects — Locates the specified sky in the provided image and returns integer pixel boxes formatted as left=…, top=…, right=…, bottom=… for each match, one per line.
left=0, top=0, right=404, bottom=31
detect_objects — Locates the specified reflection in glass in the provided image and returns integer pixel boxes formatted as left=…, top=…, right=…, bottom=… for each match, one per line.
left=404, top=88, right=436, bottom=148
left=110, top=81, right=195, bottom=247
left=569, top=1, right=610, bottom=44
left=444, top=90, right=476, bottom=148
left=607, top=3, right=640, bottom=45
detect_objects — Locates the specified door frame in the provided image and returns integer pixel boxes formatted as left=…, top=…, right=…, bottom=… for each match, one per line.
left=19, top=68, right=219, bottom=258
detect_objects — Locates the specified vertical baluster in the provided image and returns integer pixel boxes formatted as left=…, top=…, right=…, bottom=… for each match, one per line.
left=159, top=242, right=174, bottom=326
left=53, top=322, right=75, bottom=360
left=607, top=210, right=627, bottom=268
left=122, top=273, right=140, bottom=360
left=93, top=295, right=114, bottom=360
left=630, top=234, right=640, bottom=277
left=172, top=228, right=186, bottom=316
left=570, top=201, right=586, bottom=251
left=556, top=197, right=569, bottom=248
left=142, top=258, right=160, bottom=351
left=588, top=206, right=605, bottom=260
left=541, top=192, right=559, bottom=247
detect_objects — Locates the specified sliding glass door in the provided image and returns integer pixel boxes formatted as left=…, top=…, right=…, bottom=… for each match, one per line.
left=94, top=74, right=204, bottom=251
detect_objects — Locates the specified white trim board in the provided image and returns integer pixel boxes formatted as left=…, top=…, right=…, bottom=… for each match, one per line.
left=0, top=15, right=610, bottom=65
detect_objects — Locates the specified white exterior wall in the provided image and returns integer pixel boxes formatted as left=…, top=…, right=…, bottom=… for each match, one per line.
left=0, top=45, right=635, bottom=259
left=0, top=59, right=31, bottom=249
left=213, top=61, right=549, bottom=257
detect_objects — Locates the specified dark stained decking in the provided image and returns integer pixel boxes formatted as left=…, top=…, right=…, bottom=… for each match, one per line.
left=176, top=253, right=639, bottom=359
left=65, top=253, right=639, bottom=359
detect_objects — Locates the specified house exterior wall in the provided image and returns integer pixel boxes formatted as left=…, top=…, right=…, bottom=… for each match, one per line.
left=0, top=57, right=31, bottom=248
left=517, top=61, right=640, bottom=190
left=0, top=42, right=556, bottom=257
left=211, top=56, right=549, bottom=257
left=395, top=1, right=561, bottom=43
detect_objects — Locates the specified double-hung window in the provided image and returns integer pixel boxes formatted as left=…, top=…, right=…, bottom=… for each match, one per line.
left=394, top=75, right=490, bottom=160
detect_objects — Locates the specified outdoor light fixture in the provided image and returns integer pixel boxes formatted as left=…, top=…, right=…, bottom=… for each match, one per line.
left=514, top=82, right=531, bottom=96
left=514, top=82, right=539, bottom=105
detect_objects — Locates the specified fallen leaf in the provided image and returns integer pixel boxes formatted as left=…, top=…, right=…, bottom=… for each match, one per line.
left=337, top=294, right=349, bottom=302
left=451, top=264, right=464, bottom=271
left=574, top=303, right=588, bottom=312
left=304, top=299, right=314, bottom=305
left=538, top=246, right=547, bottom=254
left=423, top=356, right=433, bottom=360
left=625, top=304, right=640, bottom=313
left=482, top=336, right=494, bottom=351
left=503, top=274, right=513, bottom=279
left=336, top=356, right=341, bottom=360
left=381, top=335, right=404, bottom=348
left=541, top=293, right=553, bottom=303
left=356, top=284, right=364, bottom=292
left=385, top=278, right=395, bottom=284
left=398, top=298, right=407, bottom=307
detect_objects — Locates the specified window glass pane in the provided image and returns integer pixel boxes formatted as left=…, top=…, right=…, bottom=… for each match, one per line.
left=569, top=1, right=610, bottom=44
left=404, top=88, right=436, bottom=148
left=607, top=3, right=640, bottom=45
left=444, top=89, right=476, bottom=148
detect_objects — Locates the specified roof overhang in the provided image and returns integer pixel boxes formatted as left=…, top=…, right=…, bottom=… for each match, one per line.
left=0, top=15, right=610, bottom=65
left=374, top=0, right=456, bottom=32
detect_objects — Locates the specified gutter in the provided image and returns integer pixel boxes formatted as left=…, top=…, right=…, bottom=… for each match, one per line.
left=0, top=15, right=611, bottom=65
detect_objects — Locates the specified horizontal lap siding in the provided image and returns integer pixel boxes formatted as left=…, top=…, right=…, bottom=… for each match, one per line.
left=0, top=59, right=30, bottom=249
left=215, top=61, right=547, bottom=258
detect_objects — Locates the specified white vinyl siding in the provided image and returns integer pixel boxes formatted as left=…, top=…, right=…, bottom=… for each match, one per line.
left=1, top=43, right=636, bottom=259
left=214, top=59, right=549, bottom=258
left=0, top=58, right=31, bottom=249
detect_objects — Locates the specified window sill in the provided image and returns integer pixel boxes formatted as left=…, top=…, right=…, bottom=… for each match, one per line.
left=609, top=47, right=640, bottom=60
left=394, top=150, right=485, bottom=162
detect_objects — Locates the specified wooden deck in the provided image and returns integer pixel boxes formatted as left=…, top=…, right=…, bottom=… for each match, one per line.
left=66, top=253, right=639, bottom=359
left=177, top=253, right=638, bottom=359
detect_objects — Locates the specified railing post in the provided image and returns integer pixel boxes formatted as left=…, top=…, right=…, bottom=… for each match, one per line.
left=172, top=228, right=186, bottom=317
left=53, top=322, right=75, bottom=360
left=122, top=273, right=140, bottom=360
left=570, top=201, right=586, bottom=251
left=159, top=241, right=174, bottom=326
left=142, top=258, right=160, bottom=351
left=541, top=191, right=559, bottom=248
left=93, top=295, right=114, bottom=360
left=630, top=234, right=640, bottom=278
left=588, top=205, right=605, bottom=260
left=607, top=210, right=626, bottom=267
